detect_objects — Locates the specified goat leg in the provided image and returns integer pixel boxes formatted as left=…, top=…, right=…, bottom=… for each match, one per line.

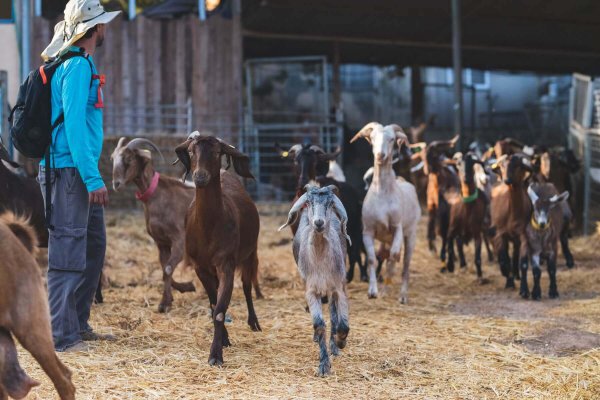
left=445, top=236, right=455, bottom=273
left=400, top=232, right=416, bottom=304
left=483, top=233, right=494, bottom=262
left=548, top=253, right=559, bottom=299
left=307, top=291, right=330, bottom=376
left=363, top=233, right=378, bottom=299
left=519, top=256, right=530, bottom=299
left=512, top=239, right=521, bottom=281
left=474, top=236, right=483, bottom=284
left=560, top=229, right=575, bottom=269
left=208, top=269, right=235, bottom=366
left=531, top=254, right=542, bottom=300
left=328, top=294, right=340, bottom=356
left=0, top=329, right=40, bottom=400
left=242, top=251, right=261, bottom=331
left=457, top=237, right=467, bottom=269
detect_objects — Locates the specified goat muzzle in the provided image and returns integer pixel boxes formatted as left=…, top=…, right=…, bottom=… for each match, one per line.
left=193, top=171, right=211, bottom=187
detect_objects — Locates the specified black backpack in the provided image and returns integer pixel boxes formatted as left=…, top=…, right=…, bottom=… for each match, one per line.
left=8, top=48, right=93, bottom=229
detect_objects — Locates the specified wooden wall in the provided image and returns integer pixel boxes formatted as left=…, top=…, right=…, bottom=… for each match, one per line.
left=29, top=12, right=243, bottom=142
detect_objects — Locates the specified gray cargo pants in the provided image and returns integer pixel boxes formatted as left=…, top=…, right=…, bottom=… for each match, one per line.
left=38, top=166, right=106, bottom=352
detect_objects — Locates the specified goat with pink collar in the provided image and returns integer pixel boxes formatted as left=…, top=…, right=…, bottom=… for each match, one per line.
left=111, top=137, right=198, bottom=312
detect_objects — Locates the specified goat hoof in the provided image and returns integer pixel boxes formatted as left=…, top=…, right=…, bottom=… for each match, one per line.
left=158, top=303, right=171, bottom=313
left=208, top=357, right=223, bottom=367
left=330, top=338, right=340, bottom=356
left=440, top=267, right=448, bottom=273
left=399, top=296, right=408, bottom=305
left=360, top=274, right=369, bottom=283
left=532, top=289, right=541, bottom=300
left=549, top=290, right=559, bottom=299
left=566, top=259, right=575, bottom=269
left=505, top=279, right=515, bottom=289
left=318, top=361, right=331, bottom=377
left=345, top=273, right=354, bottom=283
left=519, top=289, right=530, bottom=299
left=248, top=318, right=262, bottom=332
left=367, top=292, right=378, bottom=299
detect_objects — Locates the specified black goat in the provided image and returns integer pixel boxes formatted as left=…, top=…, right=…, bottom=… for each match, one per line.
left=276, top=142, right=366, bottom=282
left=0, top=142, right=48, bottom=247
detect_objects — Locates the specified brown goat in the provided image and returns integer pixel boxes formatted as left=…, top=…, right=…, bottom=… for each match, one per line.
left=111, top=137, right=198, bottom=313
left=0, top=213, right=75, bottom=400
left=175, top=132, right=261, bottom=366
left=522, top=183, right=570, bottom=300
left=445, top=152, right=488, bottom=282
left=490, top=153, right=533, bottom=288
left=412, top=136, right=460, bottom=262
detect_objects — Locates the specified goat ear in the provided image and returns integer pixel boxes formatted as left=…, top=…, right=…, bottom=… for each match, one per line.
left=527, top=184, right=539, bottom=205
left=317, top=148, right=341, bottom=162
left=332, top=194, right=351, bottom=246
left=174, top=140, right=192, bottom=179
left=220, top=143, right=254, bottom=179
left=325, top=184, right=339, bottom=196
left=278, top=193, right=308, bottom=232
left=550, top=191, right=569, bottom=204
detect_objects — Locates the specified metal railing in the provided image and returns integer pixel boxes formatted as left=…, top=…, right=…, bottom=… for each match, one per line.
left=103, top=97, right=193, bottom=136
left=569, top=73, right=598, bottom=235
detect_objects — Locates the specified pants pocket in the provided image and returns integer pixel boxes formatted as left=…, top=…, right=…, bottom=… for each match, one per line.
left=48, top=226, right=87, bottom=271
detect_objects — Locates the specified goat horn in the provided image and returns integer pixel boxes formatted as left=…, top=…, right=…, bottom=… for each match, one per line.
left=332, top=193, right=351, bottom=246
left=126, top=138, right=165, bottom=162
left=116, top=137, right=127, bottom=150
left=350, top=122, right=380, bottom=143
left=278, top=192, right=308, bottom=232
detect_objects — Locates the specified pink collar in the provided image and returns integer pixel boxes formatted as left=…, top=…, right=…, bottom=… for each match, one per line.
left=136, top=172, right=160, bottom=202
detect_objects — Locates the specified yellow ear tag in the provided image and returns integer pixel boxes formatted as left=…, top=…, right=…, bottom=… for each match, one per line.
left=282, top=151, right=289, bottom=157
left=491, top=162, right=498, bottom=169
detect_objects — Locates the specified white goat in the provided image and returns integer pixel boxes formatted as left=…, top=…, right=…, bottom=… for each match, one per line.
left=327, top=160, right=346, bottom=182
left=351, top=123, right=420, bottom=303
left=279, top=185, right=351, bottom=376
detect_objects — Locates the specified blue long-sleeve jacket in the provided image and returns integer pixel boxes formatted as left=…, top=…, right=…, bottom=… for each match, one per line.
left=41, top=46, right=105, bottom=192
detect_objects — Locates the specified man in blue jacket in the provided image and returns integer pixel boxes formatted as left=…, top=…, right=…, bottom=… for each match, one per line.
left=39, top=0, right=120, bottom=352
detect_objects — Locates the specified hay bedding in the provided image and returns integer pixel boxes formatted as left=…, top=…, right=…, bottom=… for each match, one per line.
left=17, top=206, right=600, bottom=399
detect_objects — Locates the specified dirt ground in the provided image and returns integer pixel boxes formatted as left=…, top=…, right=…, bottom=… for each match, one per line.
left=18, top=206, right=600, bottom=399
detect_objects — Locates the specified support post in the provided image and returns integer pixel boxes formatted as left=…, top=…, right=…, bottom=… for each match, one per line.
left=128, top=0, right=136, bottom=20
left=21, top=0, right=31, bottom=82
left=34, top=0, right=42, bottom=17
left=198, top=0, right=206, bottom=21
left=451, top=0, right=463, bottom=147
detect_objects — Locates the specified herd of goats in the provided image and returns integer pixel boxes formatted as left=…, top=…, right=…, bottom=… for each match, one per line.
left=0, top=119, right=582, bottom=397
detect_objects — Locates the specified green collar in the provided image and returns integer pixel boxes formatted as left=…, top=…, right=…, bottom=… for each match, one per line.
left=462, top=188, right=479, bottom=203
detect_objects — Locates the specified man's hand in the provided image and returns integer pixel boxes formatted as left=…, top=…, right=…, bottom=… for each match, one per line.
left=89, top=186, right=109, bottom=207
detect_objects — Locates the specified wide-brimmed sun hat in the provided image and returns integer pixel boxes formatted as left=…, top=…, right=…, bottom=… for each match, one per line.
left=41, top=0, right=121, bottom=61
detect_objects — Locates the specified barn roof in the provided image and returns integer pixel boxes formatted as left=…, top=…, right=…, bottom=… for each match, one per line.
left=242, top=0, right=600, bottom=75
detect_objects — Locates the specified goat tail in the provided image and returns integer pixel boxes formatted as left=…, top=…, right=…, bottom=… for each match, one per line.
left=0, top=212, right=38, bottom=255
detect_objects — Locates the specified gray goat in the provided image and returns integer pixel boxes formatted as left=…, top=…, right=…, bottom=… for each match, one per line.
left=279, top=185, right=351, bottom=376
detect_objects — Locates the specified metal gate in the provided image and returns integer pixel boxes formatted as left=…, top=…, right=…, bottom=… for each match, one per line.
left=569, top=73, right=600, bottom=235
left=241, top=56, right=343, bottom=200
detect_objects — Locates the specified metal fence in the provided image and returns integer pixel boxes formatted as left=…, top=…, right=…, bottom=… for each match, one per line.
left=103, top=98, right=193, bottom=136
left=242, top=56, right=342, bottom=200
left=569, top=73, right=599, bottom=235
